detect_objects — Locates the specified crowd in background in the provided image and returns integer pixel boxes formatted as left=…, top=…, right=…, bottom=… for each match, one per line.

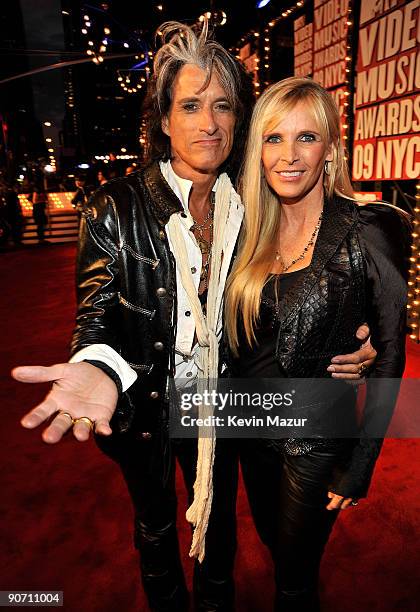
left=0, top=154, right=139, bottom=248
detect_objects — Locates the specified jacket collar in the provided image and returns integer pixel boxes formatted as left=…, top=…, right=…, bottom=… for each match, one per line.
left=276, top=195, right=358, bottom=330
left=142, top=160, right=183, bottom=225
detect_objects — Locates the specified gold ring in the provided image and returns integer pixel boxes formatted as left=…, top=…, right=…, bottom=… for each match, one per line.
left=73, top=416, right=95, bottom=431
left=58, top=411, right=75, bottom=425
left=358, top=363, right=368, bottom=376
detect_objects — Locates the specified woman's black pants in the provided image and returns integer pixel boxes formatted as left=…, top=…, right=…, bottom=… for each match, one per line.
left=239, top=439, right=353, bottom=611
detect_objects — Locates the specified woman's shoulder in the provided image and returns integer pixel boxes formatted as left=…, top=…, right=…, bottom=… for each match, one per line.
left=354, top=200, right=411, bottom=244
left=333, top=196, right=411, bottom=238
left=350, top=200, right=412, bottom=277
left=355, top=200, right=411, bottom=225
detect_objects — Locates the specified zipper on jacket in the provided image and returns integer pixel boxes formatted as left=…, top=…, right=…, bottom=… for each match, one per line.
left=126, top=362, right=154, bottom=374
left=118, top=292, right=156, bottom=319
left=119, top=242, right=160, bottom=269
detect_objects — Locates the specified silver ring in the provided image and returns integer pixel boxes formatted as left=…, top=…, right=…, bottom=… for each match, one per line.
left=350, top=501, right=359, bottom=506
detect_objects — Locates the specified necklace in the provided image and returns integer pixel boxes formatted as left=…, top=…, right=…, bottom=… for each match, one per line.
left=191, top=193, right=215, bottom=290
left=275, top=208, right=323, bottom=272
left=191, top=198, right=214, bottom=232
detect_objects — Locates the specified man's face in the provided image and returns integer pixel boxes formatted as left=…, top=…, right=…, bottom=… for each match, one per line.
left=162, top=64, right=236, bottom=178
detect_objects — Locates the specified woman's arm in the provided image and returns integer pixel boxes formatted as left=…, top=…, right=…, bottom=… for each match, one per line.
left=330, top=204, right=411, bottom=499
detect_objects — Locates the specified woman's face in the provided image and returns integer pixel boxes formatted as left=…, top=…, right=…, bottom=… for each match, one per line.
left=261, top=101, right=333, bottom=204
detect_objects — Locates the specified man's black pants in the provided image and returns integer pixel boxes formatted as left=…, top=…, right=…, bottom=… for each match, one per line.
left=95, top=432, right=238, bottom=612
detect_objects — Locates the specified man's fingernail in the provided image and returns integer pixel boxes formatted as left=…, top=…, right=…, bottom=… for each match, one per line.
left=331, top=357, right=340, bottom=363
left=327, top=366, right=335, bottom=372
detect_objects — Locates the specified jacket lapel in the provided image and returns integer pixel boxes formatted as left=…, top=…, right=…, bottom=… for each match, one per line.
left=277, top=196, right=357, bottom=330
left=142, top=161, right=183, bottom=225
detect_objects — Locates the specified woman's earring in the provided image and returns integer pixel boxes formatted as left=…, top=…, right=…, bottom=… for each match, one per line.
left=324, top=160, right=331, bottom=175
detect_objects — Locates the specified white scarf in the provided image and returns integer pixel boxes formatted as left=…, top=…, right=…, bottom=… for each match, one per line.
left=166, top=172, right=232, bottom=562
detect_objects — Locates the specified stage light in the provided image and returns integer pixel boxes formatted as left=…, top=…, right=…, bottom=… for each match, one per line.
left=257, top=0, right=271, bottom=7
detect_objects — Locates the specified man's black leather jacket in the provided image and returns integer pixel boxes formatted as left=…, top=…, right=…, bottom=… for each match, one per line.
left=71, top=161, right=185, bottom=438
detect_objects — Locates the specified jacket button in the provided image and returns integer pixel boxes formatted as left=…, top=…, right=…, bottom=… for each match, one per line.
left=156, top=287, right=167, bottom=297
left=141, top=432, right=152, bottom=440
left=150, top=391, right=159, bottom=399
left=191, top=267, right=197, bottom=274
left=158, top=230, right=166, bottom=240
left=154, top=341, right=164, bottom=351
left=185, top=311, right=191, bottom=317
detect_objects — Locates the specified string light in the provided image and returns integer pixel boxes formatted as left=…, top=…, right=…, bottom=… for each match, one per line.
left=81, top=11, right=111, bottom=65
left=231, top=0, right=309, bottom=95
left=117, top=57, right=152, bottom=95
left=408, top=181, right=420, bottom=343
left=139, top=118, right=148, bottom=160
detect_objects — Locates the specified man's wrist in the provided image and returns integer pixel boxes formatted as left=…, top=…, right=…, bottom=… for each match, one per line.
left=83, top=359, right=123, bottom=396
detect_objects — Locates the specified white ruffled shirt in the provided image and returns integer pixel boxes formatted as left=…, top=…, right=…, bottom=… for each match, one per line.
left=69, top=160, right=243, bottom=391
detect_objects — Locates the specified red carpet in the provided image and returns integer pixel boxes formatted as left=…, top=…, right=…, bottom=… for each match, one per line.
left=1, top=244, right=419, bottom=611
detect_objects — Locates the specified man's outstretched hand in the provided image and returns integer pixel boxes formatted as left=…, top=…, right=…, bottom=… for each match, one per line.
left=327, top=324, right=377, bottom=380
left=11, top=362, right=118, bottom=443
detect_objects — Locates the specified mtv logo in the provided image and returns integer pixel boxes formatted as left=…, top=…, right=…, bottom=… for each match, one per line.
left=360, top=0, right=399, bottom=25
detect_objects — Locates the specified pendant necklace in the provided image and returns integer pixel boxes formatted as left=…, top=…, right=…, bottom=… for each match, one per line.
left=191, top=192, right=215, bottom=290
left=275, top=208, right=323, bottom=273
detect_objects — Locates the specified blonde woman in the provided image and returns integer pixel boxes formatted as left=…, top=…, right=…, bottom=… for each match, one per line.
left=225, top=77, right=410, bottom=610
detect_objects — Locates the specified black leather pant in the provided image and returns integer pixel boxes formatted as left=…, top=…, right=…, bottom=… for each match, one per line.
left=95, top=432, right=238, bottom=612
left=239, top=439, right=354, bottom=612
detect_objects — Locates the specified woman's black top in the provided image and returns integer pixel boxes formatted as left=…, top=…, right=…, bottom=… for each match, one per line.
left=233, top=268, right=346, bottom=456
left=235, top=269, right=305, bottom=378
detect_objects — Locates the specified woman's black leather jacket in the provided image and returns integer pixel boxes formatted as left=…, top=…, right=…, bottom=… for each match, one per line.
left=227, top=195, right=411, bottom=498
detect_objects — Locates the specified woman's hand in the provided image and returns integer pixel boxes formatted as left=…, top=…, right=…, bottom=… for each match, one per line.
left=326, top=491, right=358, bottom=510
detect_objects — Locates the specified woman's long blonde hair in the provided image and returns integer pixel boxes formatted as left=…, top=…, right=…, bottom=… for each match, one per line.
left=225, top=77, right=355, bottom=355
